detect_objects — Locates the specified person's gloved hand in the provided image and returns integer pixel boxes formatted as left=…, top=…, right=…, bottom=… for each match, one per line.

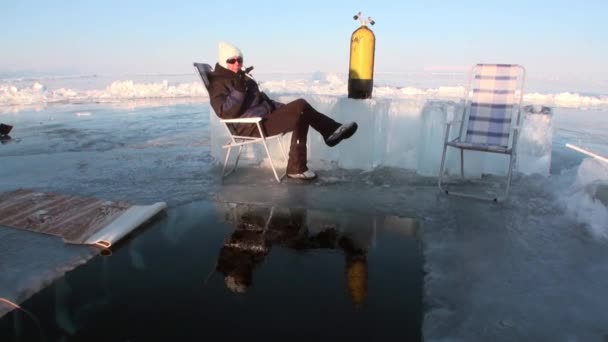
left=232, top=70, right=247, bottom=92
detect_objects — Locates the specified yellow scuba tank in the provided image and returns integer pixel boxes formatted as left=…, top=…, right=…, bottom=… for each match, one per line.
left=348, top=12, right=376, bottom=99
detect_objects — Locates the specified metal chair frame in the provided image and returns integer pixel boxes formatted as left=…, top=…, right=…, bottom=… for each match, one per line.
left=437, top=64, right=526, bottom=201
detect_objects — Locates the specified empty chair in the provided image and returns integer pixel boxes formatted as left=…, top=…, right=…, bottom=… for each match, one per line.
left=193, top=63, right=287, bottom=183
left=438, top=64, right=526, bottom=201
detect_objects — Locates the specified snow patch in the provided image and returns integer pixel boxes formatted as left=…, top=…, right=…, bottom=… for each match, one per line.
left=565, top=159, right=608, bottom=238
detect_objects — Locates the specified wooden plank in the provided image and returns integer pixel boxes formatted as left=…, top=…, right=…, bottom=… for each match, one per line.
left=0, top=189, right=132, bottom=244
left=0, top=189, right=43, bottom=211
left=23, top=198, right=102, bottom=237
left=61, top=201, right=131, bottom=243
left=1, top=194, right=80, bottom=227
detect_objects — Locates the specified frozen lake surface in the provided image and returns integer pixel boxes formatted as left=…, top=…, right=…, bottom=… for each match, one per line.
left=1, top=82, right=608, bottom=340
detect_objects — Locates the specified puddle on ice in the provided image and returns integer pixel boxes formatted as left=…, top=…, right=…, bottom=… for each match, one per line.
left=0, top=201, right=423, bottom=341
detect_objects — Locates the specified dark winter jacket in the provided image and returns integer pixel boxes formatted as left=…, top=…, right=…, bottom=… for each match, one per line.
left=208, top=63, right=283, bottom=135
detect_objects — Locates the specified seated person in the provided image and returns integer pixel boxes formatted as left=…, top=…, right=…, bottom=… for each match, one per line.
left=207, top=42, right=358, bottom=180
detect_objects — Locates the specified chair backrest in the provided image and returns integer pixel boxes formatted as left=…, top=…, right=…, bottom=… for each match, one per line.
left=194, top=62, right=240, bottom=135
left=193, top=63, right=213, bottom=89
left=460, top=64, right=526, bottom=148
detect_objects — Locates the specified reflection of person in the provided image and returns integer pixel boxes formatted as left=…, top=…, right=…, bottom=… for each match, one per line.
left=215, top=205, right=369, bottom=306
left=216, top=218, right=270, bottom=293
left=215, top=208, right=296, bottom=294
left=208, top=42, right=358, bottom=180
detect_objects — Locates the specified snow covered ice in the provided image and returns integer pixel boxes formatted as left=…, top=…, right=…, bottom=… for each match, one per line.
left=1, top=71, right=608, bottom=340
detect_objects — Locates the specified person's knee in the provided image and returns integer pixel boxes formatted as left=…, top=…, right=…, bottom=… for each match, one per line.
left=293, top=111, right=305, bottom=126
left=293, top=98, right=311, bottom=113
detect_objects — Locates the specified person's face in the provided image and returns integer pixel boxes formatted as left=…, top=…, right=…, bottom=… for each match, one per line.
left=226, top=56, right=243, bottom=73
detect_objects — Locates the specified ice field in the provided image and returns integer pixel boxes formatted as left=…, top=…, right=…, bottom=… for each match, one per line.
left=1, top=71, right=607, bottom=340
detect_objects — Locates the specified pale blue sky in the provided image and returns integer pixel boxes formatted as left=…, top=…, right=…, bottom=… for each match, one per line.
left=1, top=0, right=606, bottom=78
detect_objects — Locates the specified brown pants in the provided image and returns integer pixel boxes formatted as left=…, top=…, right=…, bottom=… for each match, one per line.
left=253, top=99, right=340, bottom=174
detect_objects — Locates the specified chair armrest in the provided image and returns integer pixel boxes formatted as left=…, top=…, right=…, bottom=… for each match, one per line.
left=221, top=117, right=262, bottom=123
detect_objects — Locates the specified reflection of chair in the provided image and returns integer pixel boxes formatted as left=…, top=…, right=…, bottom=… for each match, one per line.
left=438, top=64, right=526, bottom=201
left=193, top=63, right=288, bottom=183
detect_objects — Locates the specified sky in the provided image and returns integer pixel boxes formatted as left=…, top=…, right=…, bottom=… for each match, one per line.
left=1, top=0, right=607, bottom=80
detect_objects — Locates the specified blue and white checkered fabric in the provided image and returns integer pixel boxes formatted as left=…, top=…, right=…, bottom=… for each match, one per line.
left=464, top=64, right=522, bottom=148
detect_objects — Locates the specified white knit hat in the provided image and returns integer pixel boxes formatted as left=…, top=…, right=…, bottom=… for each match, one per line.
left=218, top=41, right=243, bottom=68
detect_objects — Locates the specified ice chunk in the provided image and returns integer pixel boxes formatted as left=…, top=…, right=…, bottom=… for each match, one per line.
left=209, top=95, right=554, bottom=177
left=382, top=98, right=424, bottom=169
left=564, top=159, right=608, bottom=238
left=417, top=101, right=452, bottom=176
left=517, top=105, right=554, bottom=175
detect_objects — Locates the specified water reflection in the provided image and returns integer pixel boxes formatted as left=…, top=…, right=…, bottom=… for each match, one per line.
left=214, top=204, right=379, bottom=307
left=1, top=200, right=423, bottom=341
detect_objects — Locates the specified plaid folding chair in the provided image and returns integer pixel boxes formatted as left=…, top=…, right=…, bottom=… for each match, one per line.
left=438, top=64, right=526, bottom=201
left=193, top=63, right=287, bottom=183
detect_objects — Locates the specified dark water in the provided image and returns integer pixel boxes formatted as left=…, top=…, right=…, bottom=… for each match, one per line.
left=1, top=201, right=423, bottom=341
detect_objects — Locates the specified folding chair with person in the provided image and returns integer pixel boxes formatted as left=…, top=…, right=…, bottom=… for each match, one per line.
left=437, top=64, right=526, bottom=201
left=193, top=62, right=288, bottom=183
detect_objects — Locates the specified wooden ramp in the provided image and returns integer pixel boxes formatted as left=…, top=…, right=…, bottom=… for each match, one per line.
left=0, top=189, right=166, bottom=247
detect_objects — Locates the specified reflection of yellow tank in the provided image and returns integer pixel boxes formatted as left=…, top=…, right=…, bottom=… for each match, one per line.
left=346, top=257, right=368, bottom=307
left=348, top=12, right=376, bottom=99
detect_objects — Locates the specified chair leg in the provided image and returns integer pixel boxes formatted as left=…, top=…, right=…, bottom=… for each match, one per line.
left=277, top=135, right=288, bottom=178
left=260, top=138, right=282, bottom=183
left=221, top=126, right=288, bottom=183
left=501, top=152, right=515, bottom=201
left=442, top=151, right=516, bottom=202
left=437, top=123, right=451, bottom=194
left=222, top=146, right=232, bottom=178
left=437, top=144, right=449, bottom=194
left=460, top=148, right=464, bottom=178
left=233, top=145, right=243, bottom=171
left=253, top=122, right=285, bottom=183
left=277, top=135, right=288, bottom=164
left=222, top=145, right=243, bottom=179
left=501, top=130, right=520, bottom=201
